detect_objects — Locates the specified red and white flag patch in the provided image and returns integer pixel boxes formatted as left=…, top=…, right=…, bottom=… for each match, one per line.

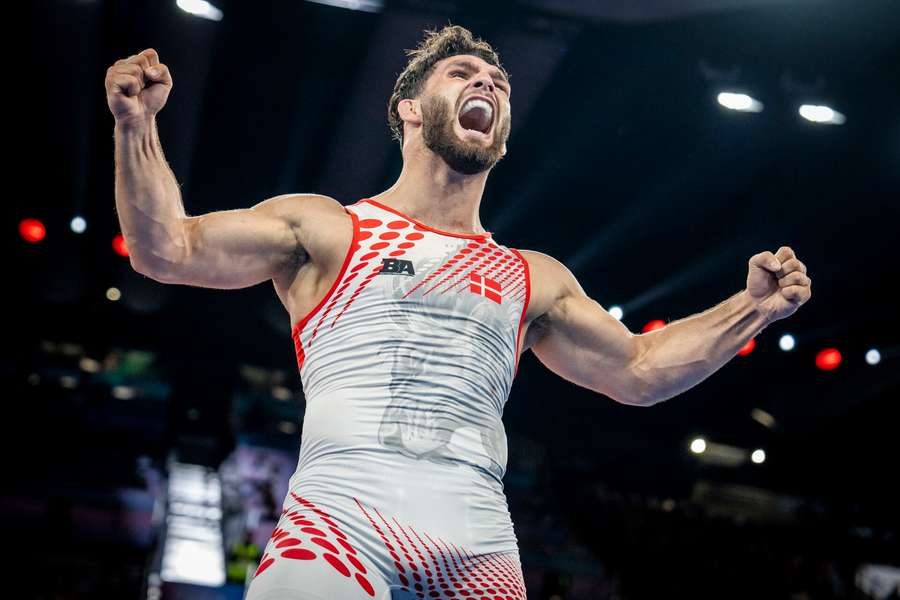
left=469, top=273, right=502, bottom=304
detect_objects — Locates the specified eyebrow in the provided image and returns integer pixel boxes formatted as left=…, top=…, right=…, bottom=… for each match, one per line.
left=445, top=59, right=509, bottom=86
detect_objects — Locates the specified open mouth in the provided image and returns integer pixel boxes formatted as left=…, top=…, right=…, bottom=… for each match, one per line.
left=457, top=98, right=494, bottom=135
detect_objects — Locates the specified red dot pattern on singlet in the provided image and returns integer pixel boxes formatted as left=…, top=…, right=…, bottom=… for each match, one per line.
left=253, top=492, right=375, bottom=597
left=307, top=216, right=427, bottom=340
left=353, top=498, right=526, bottom=599
left=322, top=217, right=417, bottom=330
left=306, top=212, right=527, bottom=347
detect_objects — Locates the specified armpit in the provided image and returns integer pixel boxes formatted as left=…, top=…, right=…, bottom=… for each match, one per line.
left=274, top=227, right=308, bottom=282
left=524, top=311, right=550, bottom=350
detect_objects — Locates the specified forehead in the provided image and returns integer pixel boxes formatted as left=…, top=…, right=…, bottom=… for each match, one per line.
left=430, top=54, right=509, bottom=84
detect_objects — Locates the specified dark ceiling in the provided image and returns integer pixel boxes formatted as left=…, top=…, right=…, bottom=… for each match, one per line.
left=17, top=0, right=900, bottom=512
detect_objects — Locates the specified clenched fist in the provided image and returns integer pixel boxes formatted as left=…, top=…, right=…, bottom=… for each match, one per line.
left=105, top=48, right=172, bottom=124
left=746, top=246, right=812, bottom=323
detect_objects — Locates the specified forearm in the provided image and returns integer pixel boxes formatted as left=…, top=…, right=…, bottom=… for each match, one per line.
left=631, top=289, right=770, bottom=405
left=114, top=116, right=187, bottom=270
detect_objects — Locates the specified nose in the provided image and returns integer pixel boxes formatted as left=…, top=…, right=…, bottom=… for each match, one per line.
left=472, top=73, right=494, bottom=93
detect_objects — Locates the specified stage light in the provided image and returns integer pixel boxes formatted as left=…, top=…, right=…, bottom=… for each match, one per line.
left=799, top=104, right=846, bottom=125
left=79, top=357, right=102, bottom=373
left=609, top=305, right=623, bottom=321
left=865, top=349, right=881, bottom=365
left=112, top=234, right=129, bottom=257
left=112, top=386, right=138, bottom=400
left=304, top=0, right=383, bottom=12
left=19, top=218, right=46, bottom=243
left=717, top=92, right=764, bottom=113
left=690, top=438, right=707, bottom=454
left=643, top=319, right=666, bottom=333
left=751, top=449, right=766, bottom=464
left=278, top=421, right=297, bottom=434
left=176, top=0, right=223, bottom=21
left=815, top=347, right=842, bottom=371
left=751, top=408, right=776, bottom=429
left=106, top=287, right=121, bottom=301
left=737, top=338, right=755, bottom=356
left=779, top=334, right=795, bottom=351
left=272, top=386, right=293, bottom=401
left=70, top=216, right=86, bottom=234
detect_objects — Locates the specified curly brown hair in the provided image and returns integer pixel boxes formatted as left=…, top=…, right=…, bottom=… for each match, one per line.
left=387, top=25, right=508, bottom=146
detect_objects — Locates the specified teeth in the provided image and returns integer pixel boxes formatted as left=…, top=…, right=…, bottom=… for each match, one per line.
left=461, top=98, right=493, bottom=121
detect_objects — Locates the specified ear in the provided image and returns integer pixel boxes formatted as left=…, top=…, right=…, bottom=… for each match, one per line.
left=397, top=98, right=423, bottom=127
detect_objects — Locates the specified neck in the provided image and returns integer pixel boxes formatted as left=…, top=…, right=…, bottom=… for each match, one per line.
left=369, top=137, right=490, bottom=235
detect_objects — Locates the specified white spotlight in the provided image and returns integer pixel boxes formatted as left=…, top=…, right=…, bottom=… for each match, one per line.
left=751, top=408, right=776, bottom=429
left=70, top=216, right=87, bottom=234
left=865, top=349, right=881, bottom=365
left=176, top=0, right=223, bottom=21
left=751, top=449, right=766, bottom=464
left=799, top=104, right=846, bottom=125
left=304, top=0, right=383, bottom=12
left=278, top=421, right=297, bottom=434
left=79, top=357, right=102, bottom=373
left=609, top=305, right=623, bottom=321
left=690, top=438, right=707, bottom=454
left=106, top=287, right=121, bottom=301
left=717, top=92, right=764, bottom=113
left=779, top=334, right=795, bottom=351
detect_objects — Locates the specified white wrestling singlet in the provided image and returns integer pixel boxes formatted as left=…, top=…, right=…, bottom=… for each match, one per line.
left=244, top=198, right=531, bottom=599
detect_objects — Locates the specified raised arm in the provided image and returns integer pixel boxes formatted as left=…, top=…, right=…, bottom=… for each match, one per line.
left=521, top=247, right=810, bottom=407
left=107, top=48, right=320, bottom=288
left=522, top=250, right=644, bottom=406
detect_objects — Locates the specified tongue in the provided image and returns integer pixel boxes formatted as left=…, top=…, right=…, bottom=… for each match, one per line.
left=459, top=105, right=491, bottom=133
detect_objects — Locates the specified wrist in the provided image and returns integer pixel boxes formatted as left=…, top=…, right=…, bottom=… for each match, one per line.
left=739, top=288, right=773, bottom=327
left=115, top=114, right=156, bottom=134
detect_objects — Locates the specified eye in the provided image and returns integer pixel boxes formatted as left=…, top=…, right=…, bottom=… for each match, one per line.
left=450, top=70, right=467, bottom=79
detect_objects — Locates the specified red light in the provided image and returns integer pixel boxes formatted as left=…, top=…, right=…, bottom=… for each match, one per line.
left=643, top=319, right=666, bottom=333
left=112, top=234, right=129, bottom=257
left=19, top=218, right=46, bottom=243
left=815, top=348, right=842, bottom=371
left=737, top=338, right=756, bottom=356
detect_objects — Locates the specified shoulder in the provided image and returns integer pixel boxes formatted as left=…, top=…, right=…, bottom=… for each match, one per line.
left=513, top=248, right=585, bottom=325
left=516, top=249, right=583, bottom=295
left=252, top=194, right=352, bottom=271
left=251, top=193, right=346, bottom=226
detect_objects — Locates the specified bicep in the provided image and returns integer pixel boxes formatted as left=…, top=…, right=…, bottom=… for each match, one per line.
left=530, top=265, right=645, bottom=405
left=146, top=195, right=305, bottom=289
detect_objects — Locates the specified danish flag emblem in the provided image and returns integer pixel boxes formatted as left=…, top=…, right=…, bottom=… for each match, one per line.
left=469, top=273, right=502, bottom=304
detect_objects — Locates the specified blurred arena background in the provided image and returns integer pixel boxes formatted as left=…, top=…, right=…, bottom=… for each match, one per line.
left=11, top=0, right=899, bottom=598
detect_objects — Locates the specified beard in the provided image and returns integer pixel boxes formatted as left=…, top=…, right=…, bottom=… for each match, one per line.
left=420, top=94, right=511, bottom=175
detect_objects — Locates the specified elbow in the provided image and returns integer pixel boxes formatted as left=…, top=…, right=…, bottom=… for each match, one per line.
left=613, top=388, right=659, bottom=408
left=129, top=252, right=180, bottom=284
left=621, top=340, right=660, bottom=407
left=635, top=393, right=662, bottom=407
